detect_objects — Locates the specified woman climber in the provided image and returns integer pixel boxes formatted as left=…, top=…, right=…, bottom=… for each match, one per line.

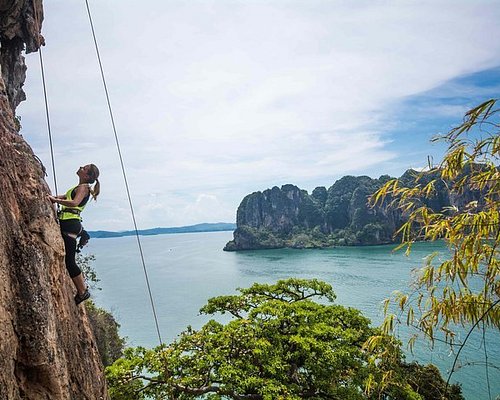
left=49, top=164, right=100, bottom=305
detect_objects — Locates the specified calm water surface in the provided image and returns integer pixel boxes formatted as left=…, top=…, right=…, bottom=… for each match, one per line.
left=88, top=231, right=499, bottom=399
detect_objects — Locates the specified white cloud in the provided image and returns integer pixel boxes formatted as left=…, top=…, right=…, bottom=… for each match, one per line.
left=17, top=0, right=500, bottom=230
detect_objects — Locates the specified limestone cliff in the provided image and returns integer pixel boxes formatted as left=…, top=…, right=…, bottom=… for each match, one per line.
left=0, top=1, right=109, bottom=399
left=224, top=171, right=481, bottom=251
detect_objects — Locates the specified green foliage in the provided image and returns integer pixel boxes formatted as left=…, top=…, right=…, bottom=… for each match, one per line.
left=106, top=279, right=461, bottom=400
left=298, top=194, right=325, bottom=228
left=355, top=223, right=386, bottom=244
left=14, top=115, right=22, bottom=132
left=311, top=186, right=327, bottom=207
left=370, top=99, right=499, bottom=382
left=77, top=253, right=101, bottom=291
left=86, top=301, right=126, bottom=367
left=402, top=363, right=464, bottom=400
left=325, top=175, right=381, bottom=231
left=77, top=253, right=126, bottom=366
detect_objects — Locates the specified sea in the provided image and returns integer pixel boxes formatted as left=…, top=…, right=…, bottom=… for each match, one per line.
left=87, top=231, right=499, bottom=400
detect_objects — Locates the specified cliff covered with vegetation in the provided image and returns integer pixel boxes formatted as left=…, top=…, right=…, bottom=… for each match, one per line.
left=224, top=169, right=480, bottom=251
left=0, top=1, right=108, bottom=398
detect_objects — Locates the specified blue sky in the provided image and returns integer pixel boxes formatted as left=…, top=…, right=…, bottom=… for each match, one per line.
left=18, top=0, right=500, bottom=230
left=382, top=67, right=500, bottom=170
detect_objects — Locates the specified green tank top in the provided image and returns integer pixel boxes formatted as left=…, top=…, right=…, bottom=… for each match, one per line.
left=58, top=185, right=90, bottom=221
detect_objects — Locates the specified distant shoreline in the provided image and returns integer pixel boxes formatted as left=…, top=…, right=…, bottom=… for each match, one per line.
left=88, top=222, right=236, bottom=239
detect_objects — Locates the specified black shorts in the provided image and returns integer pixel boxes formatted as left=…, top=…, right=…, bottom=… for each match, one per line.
left=60, top=219, right=82, bottom=235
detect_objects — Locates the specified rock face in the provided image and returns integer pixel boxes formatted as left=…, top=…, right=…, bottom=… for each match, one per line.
left=224, top=172, right=480, bottom=251
left=0, top=1, right=109, bottom=399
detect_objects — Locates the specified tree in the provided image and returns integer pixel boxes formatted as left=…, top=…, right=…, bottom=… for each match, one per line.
left=370, top=99, right=499, bottom=385
left=86, top=301, right=126, bottom=367
left=77, top=253, right=126, bottom=366
left=106, top=278, right=462, bottom=400
left=76, top=253, right=100, bottom=291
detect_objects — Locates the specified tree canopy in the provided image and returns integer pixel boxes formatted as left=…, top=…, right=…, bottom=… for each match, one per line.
left=106, top=278, right=462, bottom=400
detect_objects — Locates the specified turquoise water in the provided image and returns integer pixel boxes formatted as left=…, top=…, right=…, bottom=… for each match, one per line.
left=88, top=231, right=499, bottom=399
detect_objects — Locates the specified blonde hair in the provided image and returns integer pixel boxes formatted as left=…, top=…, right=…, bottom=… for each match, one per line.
left=87, top=164, right=100, bottom=200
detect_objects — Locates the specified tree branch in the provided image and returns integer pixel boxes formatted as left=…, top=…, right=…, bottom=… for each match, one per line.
left=445, top=299, right=500, bottom=392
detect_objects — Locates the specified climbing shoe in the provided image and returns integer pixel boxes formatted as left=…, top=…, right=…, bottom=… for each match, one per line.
left=75, top=289, right=90, bottom=305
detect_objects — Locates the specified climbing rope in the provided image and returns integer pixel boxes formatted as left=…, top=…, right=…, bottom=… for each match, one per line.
left=38, top=48, right=59, bottom=196
left=84, top=0, right=163, bottom=345
left=33, top=0, right=58, bottom=195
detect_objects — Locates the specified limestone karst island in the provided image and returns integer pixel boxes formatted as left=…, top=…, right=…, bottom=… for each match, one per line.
left=224, top=169, right=484, bottom=251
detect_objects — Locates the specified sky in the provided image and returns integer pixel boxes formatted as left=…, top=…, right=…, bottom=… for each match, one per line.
left=18, top=0, right=500, bottom=231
